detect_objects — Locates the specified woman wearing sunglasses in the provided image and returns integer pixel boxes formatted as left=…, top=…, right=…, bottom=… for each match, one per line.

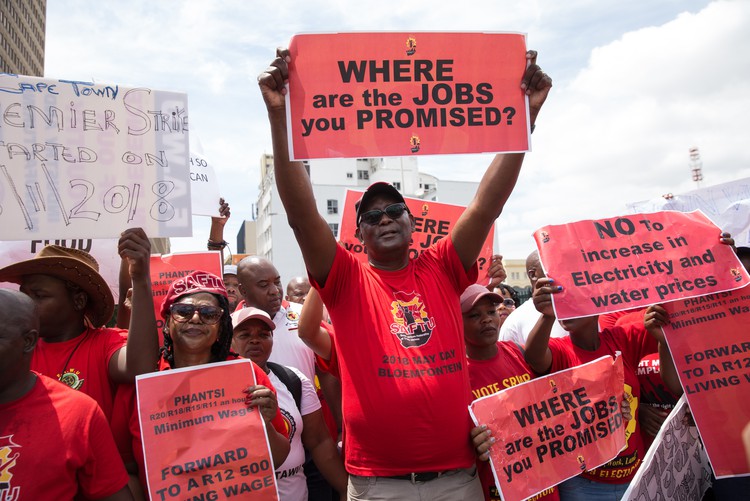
left=492, top=283, right=520, bottom=327
left=158, top=270, right=290, bottom=467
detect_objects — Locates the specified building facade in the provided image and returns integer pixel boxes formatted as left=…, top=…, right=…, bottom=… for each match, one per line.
left=0, top=1, right=45, bottom=76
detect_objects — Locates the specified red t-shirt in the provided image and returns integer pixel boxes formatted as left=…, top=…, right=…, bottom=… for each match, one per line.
left=636, top=352, right=679, bottom=449
left=548, top=324, right=657, bottom=484
left=468, top=342, right=559, bottom=501
left=313, top=237, right=477, bottom=476
left=31, top=326, right=127, bottom=420
left=0, top=373, right=128, bottom=500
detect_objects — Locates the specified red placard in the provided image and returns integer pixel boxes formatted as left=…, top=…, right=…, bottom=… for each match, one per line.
left=150, top=252, right=223, bottom=329
left=533, top=210, right=750, bottom=320
left=338, top=189, right=495, bottom=276
left=470, top=355, right=626, bottom=501
left=661, top=286, right=750, bottom=478
left=136, top=359, right=279, bottom=501
left=287, top=32, right=530, bottom=159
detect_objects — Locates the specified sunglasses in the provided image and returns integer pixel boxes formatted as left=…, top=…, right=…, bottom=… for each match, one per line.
left=359, top=203, right=409, bottom=226
left=501, top=298, right=516, bottom=308
left=170, top=303, right=224, bottom=324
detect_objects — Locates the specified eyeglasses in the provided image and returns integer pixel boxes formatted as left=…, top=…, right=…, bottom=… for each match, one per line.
left=358, top=203, right=408, bottom=226
left=501, top=298, right=516, bottom=308
left=170, top=303, right=224, bottom=324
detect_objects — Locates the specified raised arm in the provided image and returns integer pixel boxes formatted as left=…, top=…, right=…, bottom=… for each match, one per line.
left=452, top=51, right=552, bottom=270
left=298, top=287, right=333, bottom=360
left=257, top=48, right=337, bottom=286
left=644, top=304, right=682, bottom=397
left=111, top=228, right=159, bottom=382
left=207, top=197, right=231, bottom=263
left=523, top=277, right=559, bottom=374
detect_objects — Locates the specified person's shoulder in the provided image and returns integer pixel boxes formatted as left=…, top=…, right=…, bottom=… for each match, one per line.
left=91, top=326, right=128, bottom=342
left=36, top=373, right=101, bottom=409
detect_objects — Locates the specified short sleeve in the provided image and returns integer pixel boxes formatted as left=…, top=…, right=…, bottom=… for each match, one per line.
left=292, top=367, right=322, bottom=417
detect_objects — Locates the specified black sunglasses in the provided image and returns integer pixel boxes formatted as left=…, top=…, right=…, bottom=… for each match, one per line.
left=358, top=203, right=409, bottom=226
left=170, top=303, right=224, bottom=324
left=501, top=298, right=516, bottom=308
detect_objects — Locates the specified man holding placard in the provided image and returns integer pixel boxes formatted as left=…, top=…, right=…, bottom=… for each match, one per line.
left=258, top=41, right=551, bottom=499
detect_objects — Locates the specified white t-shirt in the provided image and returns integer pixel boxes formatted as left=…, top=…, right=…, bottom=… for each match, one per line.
left=269, top=366, right=322, bottom=501
left=269, top=302, right=316, bottom=382
left=499, top=299, right=568, bottom=345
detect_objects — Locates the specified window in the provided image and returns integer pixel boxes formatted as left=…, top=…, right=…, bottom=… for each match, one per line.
left=393, top=182, right=401, bottom=190
left=327, top=199, right=338, bottom=214
left=329, top=223, right=339, bottom=237
left=357, top=170, right=369, bottom=180
left=346, top=172, right=353, bottom=179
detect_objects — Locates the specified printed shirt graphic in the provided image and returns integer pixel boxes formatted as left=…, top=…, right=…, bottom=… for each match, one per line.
left=549, top=324, right=657, bottom=484
left=314, top=237, right=477, bottom=476
left=269, top=302, right=316, bottom=382
left=389, top=291, right=436, bottom=347
left=30, top=327, right=127, bottom=420
left=468, top=342, right=559, bottom=501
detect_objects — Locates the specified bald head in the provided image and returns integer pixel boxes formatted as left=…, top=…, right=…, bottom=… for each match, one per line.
left=286, top=276, right=311, bottom=304
left=0, top=289, right=38, bottom=334
left=525, top=250, right=545, bottom=287
left=0, top=289, right=39, bottom=398
left=237, top=256, right=283, bottom=316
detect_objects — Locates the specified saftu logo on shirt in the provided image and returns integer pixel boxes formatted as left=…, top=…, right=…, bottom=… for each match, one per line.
left=389, top=292, right=435, bottom=348
left=0, top=435, right=20, bottom=500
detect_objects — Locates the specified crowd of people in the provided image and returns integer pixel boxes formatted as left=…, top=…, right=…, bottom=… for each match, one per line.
left=1, top=45, right=748, bottom=501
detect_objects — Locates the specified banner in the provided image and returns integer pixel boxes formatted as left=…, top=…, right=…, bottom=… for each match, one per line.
left=150, top=252, right=223, bottom=328
left=661, top=286, right=750, bottom=477
left=136, top=359, right=279, bottom=501
left=286, top=32, right=530, bottom=159
left=627, top=176, right=750, bottom=247
left=338, top=189, right=495, bottom=274
left=533, top=210, right=750, bottom=320
left=622, top=396, right=712, bottom=501
left=469, top=355, right=626, bottom=501
left=0, top=74, right=191, bottom=240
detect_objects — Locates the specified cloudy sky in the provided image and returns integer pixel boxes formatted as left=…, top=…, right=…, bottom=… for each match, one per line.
left=45, top=0, right=750, bottom=260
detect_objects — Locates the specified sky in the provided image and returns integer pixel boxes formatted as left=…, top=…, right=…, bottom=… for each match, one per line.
left=45, top=0, right=750, bottom=261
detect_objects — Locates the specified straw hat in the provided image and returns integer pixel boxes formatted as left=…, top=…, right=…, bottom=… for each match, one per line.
left=0, top=245, right=114, bottom=327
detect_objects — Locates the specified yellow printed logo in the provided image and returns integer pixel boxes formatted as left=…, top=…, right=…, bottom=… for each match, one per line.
left=0, top=435, right=20, bottom=500
left=389, top=292, right=435, bottom=348
left=58, top=369, right=84, bottom=390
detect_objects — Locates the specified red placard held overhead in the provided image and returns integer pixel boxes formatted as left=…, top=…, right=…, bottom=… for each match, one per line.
left=470, top=356, right=626, bottom=501
left=338, top=189, right=495, bottom=276
left=533, top=211, right=750, bottom=320
left=287, top=32, right=530, bottom=159
left=136, top=360, right=279, bottom=501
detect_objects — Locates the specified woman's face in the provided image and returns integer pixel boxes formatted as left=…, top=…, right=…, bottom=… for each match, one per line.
left=463, top=297, right=501, bottom=349
left=167, top=292, right=223, bottom=359
left=494, top=287, right=516, bottom=326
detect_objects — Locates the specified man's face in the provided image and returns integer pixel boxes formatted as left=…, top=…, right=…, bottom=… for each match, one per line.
left=19, top=274, right=84, bottom=338
left=286, top=278, right=310, bottom=305
left=223, top=274, right=240, bottom=311
left=232, top=319, right=273, bottom=367
left=238, top=261, right=283, bottom=317
left=355, top=195, right=414, bottom=259
left=526, top=255, right=545, bottom=288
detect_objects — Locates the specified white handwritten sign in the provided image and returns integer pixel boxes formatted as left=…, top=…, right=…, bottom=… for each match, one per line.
left=189, top=150, right=220, bottom=217
left=0, top=74, right=191, bottom=239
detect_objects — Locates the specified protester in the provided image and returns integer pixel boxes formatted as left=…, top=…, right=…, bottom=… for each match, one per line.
left=461, top=284, right=559, bottom=501
left=223, top=264, right=241, bottom=311
left=500, top=250, right=567, bottom=344
left=258, top=46, right=551, bottom=499
left=0, top=289, right=133, bottom=501
left=231, top=307, right=348, bottom=500
left=286, top=276, right=311, bottom=305
left=492, top=282, right=520, bottom=327
left=157, top=270, right=290, bottom=465
left=0, top=229, right=158, bottom=422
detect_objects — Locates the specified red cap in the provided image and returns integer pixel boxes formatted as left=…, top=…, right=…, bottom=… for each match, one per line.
left=460, top=284, right=502, bottom=313
left=160, top=270, right=227, bottom=319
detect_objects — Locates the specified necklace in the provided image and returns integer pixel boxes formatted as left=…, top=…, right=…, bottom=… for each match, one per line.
left=57, top=329, right=90, bottom=390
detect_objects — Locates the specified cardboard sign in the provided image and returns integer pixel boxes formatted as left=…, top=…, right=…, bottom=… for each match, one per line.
left=150, top=252, right=223, bottom=328
left=661, top=286, right=750, bottom=478
left=136, top=359, right=279, bottom=501
left=0, top=74, right=191, bottom=240
left=627, top=176, right=750, bottom=247
left=622, top=396, right=712, bottom=500
left=286, top=32, right=530, bottom=159
left=533, top=210, right=750, bottom=320
left=338, top=189, right=495, bottom=274
left=469, top=355, right=626, bottom=501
